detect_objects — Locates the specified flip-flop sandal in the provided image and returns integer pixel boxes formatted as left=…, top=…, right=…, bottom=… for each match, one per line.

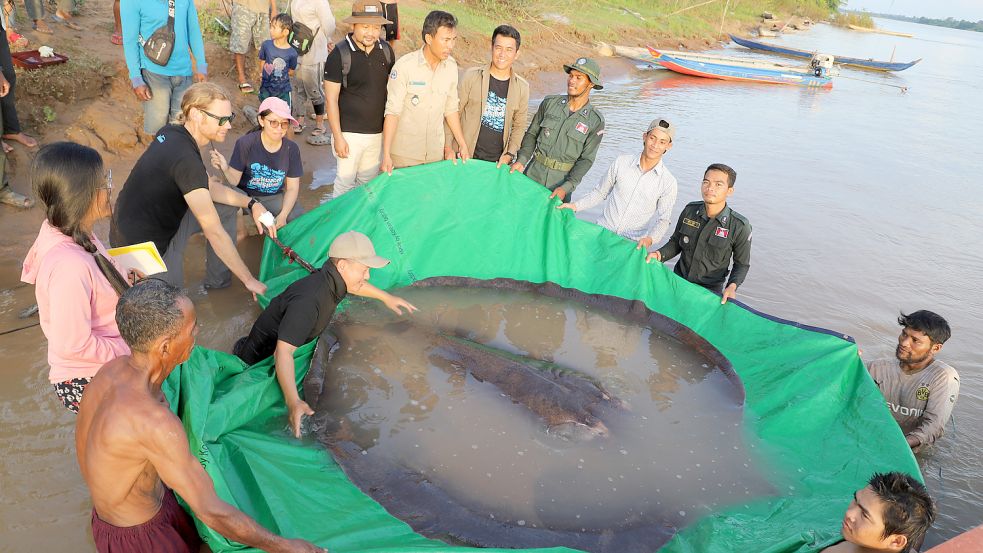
left=306, top=132, right=331, bottom=146
left=111, top=32, right=122, bottom=45
left=290, top=124, right=306, bottom=134
left=0, top=185, right=35, bottom=208
left=238, top=82, right=255, bottom=94
left=32, top=22, right=54, bottom=34
left=51, top=14, right=82, bottom=31
left=8, top=32, right=28, bottom=48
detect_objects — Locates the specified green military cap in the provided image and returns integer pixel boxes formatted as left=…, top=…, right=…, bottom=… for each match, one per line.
left=563, top=57, right=603, bottom=90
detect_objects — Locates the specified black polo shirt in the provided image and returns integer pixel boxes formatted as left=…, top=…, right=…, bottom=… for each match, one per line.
left=235, top=262, right=348, bottom=365
left=656, top=201, right=752, bottom=291
left=112, top=125, right=208, bottom=254
left=324, top=34, right=394, bottom=134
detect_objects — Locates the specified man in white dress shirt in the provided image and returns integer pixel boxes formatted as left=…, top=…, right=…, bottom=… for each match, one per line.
left=557, top=117, right=678, bottom=251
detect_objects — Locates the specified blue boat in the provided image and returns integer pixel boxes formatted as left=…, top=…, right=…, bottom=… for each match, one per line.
left=647, top=47, right=833, bottom=89
left=730, top=34, right=921, bottom=72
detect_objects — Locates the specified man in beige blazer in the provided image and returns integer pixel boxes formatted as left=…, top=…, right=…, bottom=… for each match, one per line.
left=445, top=25, right=529, bottom=166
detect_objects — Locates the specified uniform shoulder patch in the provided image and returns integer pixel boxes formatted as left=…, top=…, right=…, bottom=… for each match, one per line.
left=390, top=69, right=398, bottom=79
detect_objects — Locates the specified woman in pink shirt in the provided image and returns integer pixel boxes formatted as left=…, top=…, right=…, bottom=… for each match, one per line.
left=21, top=142, right=132, bottom=413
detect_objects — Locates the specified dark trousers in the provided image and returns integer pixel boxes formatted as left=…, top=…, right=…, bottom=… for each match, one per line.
left=0, top=25, right=21, bottom=135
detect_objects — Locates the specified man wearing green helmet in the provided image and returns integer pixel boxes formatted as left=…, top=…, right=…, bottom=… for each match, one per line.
left=511, top=57, right=606, bottom=201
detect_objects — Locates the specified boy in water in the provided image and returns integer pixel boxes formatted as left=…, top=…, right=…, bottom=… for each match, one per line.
left=259, top=14, right=299, bottom=105
left=823, top=472, right=935, bottom=553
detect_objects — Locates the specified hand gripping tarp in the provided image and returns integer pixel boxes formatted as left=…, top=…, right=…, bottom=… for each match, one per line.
left=164, top=160, right=919, bottom=552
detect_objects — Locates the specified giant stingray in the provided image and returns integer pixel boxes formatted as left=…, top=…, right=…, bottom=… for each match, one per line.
left=303, top=278, right=762, bottom=552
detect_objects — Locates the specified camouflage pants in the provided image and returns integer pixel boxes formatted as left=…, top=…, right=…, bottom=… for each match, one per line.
left=229, top=3, right=271, bottom=55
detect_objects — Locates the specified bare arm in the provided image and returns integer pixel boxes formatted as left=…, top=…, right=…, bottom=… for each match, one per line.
left=274, top=340, right=312, bottom=439
left=143, top=411, right=319, bottom=552
left=351, top=282, right=418, bottom=315
left=324, top=81, right=346, bottom=156
left=184, top=189, right=266, bottom=296
left=277, top=177, right=300, bottom=228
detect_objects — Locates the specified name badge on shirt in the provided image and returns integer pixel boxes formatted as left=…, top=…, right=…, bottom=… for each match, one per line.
left=409, top=80, right=427, bottom=86
left=714, top=227, right=730, bottom=238
left=682, top=218, right=700, bottom=228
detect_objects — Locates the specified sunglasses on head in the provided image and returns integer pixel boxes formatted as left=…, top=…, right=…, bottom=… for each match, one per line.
left=199, top=109, right=236, bottom=126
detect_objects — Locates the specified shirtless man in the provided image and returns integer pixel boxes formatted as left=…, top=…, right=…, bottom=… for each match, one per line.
left=823, top=472, right=935, bottom=553
left=76, top=279, right=324, bottom=553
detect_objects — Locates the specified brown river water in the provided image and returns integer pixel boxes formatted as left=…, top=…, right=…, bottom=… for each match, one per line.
left=1, top=16, right=980, bottom=552
left=312, top=284, right=768, bottom=550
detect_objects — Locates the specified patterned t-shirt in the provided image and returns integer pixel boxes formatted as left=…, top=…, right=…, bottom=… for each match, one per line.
left=229, top=131, right=303, bottom=196
left=258, top=40, right=298, bottom=96
left=473, top=76, right=510, bottom=162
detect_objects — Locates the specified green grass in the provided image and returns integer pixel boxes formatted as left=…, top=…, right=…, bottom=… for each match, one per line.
left=831, top=10, right=875, bottom=29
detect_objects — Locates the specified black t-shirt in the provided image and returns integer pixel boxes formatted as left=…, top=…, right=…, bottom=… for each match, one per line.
left=323, top=35, right=395, bottom=134
left=235, top=262, right=348, bottom=365
left=113, top=125, right=208, bottom=254
left=229, top=131, right=304, bottom=197
left=473, top=76, right=510, bottom=162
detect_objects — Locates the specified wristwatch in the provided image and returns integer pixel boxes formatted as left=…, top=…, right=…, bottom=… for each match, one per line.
left=247, top=197, right=261, bottom=211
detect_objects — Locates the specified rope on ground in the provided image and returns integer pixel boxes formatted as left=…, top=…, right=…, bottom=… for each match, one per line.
left=0, top=322, right=40, bottom=336
left=836, top=74, right=910, bottom=92
left=518, top=10, right=581, bottom=48
left=663, top=0, right=720, bottom=18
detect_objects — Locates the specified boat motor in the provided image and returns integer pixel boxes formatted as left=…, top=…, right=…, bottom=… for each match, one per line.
left=811, top=54, right=835, bottom=77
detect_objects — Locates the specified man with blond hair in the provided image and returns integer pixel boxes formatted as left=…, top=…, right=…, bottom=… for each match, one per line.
left=112, top=83, right=271, bottom=297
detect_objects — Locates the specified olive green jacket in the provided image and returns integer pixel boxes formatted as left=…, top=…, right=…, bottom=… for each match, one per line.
left=515, top=95, right=605, bottom=194
left=445, top=66, right=530, bottom=160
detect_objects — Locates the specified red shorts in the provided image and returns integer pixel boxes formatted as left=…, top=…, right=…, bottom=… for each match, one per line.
left=91, top=488, right=202, bottom=553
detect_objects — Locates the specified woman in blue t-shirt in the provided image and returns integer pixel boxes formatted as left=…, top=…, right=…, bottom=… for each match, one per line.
left=211, top=96, right=304, bottom=231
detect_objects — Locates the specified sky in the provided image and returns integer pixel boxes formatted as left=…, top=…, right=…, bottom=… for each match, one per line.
left=847, top=0, right=983, bottom=21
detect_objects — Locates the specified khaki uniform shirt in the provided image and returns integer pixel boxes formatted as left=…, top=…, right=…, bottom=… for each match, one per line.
left=867, top=357, right=959, bottom=446
left=656, top=201, right=752, bottom=291
left=516, top=94, right=605, bottom=194
left=385, top=49, right=459, bottom=166
left=446, top=66, right=530, bottom=159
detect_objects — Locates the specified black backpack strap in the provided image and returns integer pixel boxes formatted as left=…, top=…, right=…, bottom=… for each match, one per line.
left=339, top=43, right=352, bottom=88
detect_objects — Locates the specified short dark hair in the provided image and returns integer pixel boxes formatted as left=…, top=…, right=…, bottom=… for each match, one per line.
left=705, top=163, right=737, bottom=187
left=898, top=310, right=951, bottom=345
left=116, top=279, right=187, bottom=353
left=868, top=472, right=936, bottom=552
left=422, top=10, right=457, bottom=43
left=492, top=25, right=521, bottom=49
left=272, top=13, right=293, bottom=29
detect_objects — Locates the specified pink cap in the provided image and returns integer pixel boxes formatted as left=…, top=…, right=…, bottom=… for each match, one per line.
left=257, top=97, right=298, bottom=124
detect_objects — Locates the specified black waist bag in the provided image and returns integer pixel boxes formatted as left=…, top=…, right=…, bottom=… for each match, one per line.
left=143, top=0, right=176, bottom=66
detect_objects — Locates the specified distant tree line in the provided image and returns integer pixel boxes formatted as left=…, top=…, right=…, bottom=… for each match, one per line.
left=852, top=11, right=983, bottom=33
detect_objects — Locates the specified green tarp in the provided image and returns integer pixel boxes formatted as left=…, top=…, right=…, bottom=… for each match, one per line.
left=165, top=160, right=919, bottom=552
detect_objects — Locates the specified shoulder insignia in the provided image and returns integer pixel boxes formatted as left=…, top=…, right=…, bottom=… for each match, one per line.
left=596, top=129, right=605, bottom=136
left=390, top=69, right=397, bottom=79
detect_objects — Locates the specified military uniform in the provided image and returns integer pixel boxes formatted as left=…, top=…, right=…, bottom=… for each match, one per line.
left=656, top=201, right=752, bottom=292
left=515, top=58, right=605, bottom=195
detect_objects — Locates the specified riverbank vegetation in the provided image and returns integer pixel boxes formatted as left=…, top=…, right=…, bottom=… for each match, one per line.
left=859, top=12, right=983, bottom=33
left=831, top=10, right=875, bottom=29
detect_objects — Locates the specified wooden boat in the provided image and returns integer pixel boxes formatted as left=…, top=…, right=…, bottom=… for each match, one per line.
left=646, top=47, right=833, bottom=88
left=925, top=525, right=983, bottom=552
left=847, top=23, right=913, bottom=38
left=730, top=34, right=921, bottom=72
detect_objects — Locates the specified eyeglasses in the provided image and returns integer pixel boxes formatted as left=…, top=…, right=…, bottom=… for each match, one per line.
left=263, top=118, right=290, bottom=129
left=199, top=109, right=236, bottom=126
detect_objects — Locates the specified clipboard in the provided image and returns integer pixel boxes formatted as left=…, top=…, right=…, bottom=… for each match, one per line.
left=106, top=242, right=168, bottom=276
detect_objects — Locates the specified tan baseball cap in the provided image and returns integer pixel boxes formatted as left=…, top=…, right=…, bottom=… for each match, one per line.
left=646, top=118, right=675, bottom=142
left=328, top=231, right=390, bottom=268
left=343, top=0, right=392, bottom=26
